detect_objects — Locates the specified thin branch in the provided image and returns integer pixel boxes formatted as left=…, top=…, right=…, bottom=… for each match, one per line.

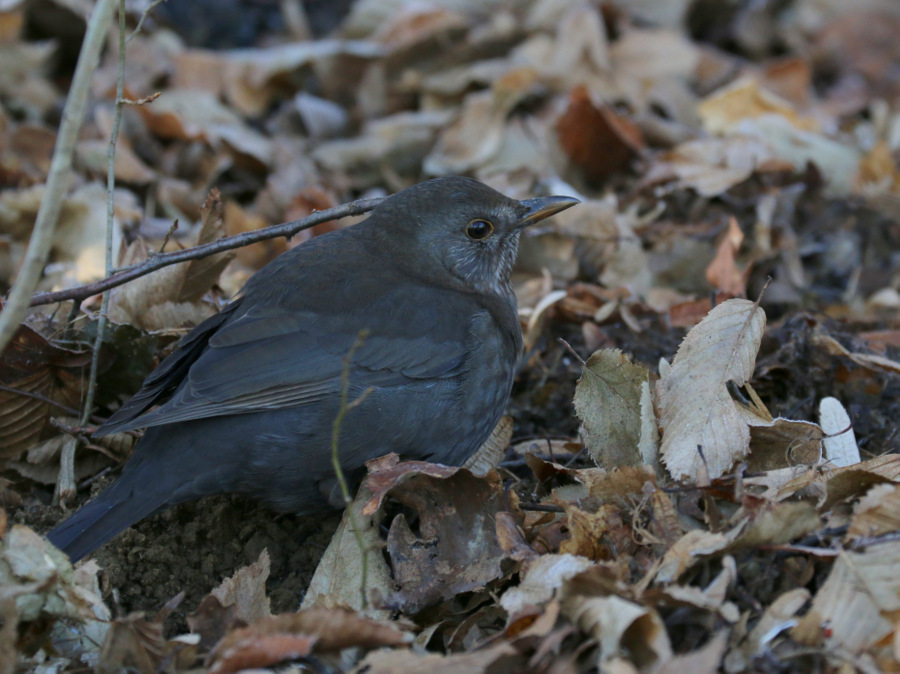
left=0, top=0, right=117, bottom=356
left=0, top=384, right=80, bottom=417
left=330, top=330, right=372, bottom=609
left=128, top=0, right=167, bottom=42
left=86, top=0, right=127, bottom=423
left=63, top=0, right=129, bottom=505
left=28, top=197, right=384, bottom=308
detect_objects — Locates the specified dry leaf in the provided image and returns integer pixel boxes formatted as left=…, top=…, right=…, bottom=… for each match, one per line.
left=108, top=190, right=234, bottom=331
left=208, top=608, right=411, bottom=673
left=384, top=468, right=508, bottom=612
left=556, top=85, right=644, bottom=187
left=819, top=396, right=860, bottom=467
left=574, top=348, right=650, bottom=470
left=353, top=642, right=523, bottom=674
left=724, top=589, right=810, bottom=672
left=500, top=554, right=594, bottom=616
left=649, top=136, right=779, bottom=197
left=705, top=217, right=746, bottom=297
left=658, top=299, right=767, bottom=481
left=698, top=77, right=820, bottom=135
left=302, top=478, right=392, bottom=616
left=562, top=593, right=672, bottom=667
left=792, top=542, right=900, bottom=654
left=747, top=418, right=824, bottom=472
left=846, top=484, right=900, bottom=541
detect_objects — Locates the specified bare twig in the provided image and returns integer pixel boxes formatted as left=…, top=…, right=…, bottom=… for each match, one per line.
left=330, top=330, right=372, bottom=608
left=28, top=197, right=384, bottom=308
left=157, top=219, right=179, bottom=254
left=0, top=0, right=117, bottom=356
left=65, top=0, right=128, bottom=505
left=0, top=384, right=80, bottom=417
left=127, top=0, right=167, bottom=42
left=122, top=92, right=161, bottom=106
left=54, top=0, right=125, bottom=503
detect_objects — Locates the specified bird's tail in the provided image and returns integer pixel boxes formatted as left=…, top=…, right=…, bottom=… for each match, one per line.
left=46, top=474, right=169, bottom=562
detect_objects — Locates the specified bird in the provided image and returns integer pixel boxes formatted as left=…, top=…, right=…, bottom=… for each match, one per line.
left=47, top=176, right=579, bottom=561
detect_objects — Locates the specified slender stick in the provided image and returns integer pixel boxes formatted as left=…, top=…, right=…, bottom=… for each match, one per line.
left=330, top=331, right=373, bottom=608
left=58, top=1, right=130, bottom=505
left=27, top=197, right=384, bottom=308
left=0, top=0, right=117, bottom=356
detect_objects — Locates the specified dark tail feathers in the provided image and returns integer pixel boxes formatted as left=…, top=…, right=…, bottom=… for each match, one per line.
left=47, top=477, right=168, bottom=562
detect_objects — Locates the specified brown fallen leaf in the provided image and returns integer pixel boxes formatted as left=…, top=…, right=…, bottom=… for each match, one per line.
left=383, top=467, right=508, bottom=612
left=0, top=323, right=91, bottom=462
left=207, top=608, right=412, bottom=673
left=705, top=217, right=747, bottom=297
left=556, top=85, right=644, bottom=187
left=561, top=592, right=672, bottom=668
left=747, top=418, right=824, bottom=472
left=98, top=594, right=197, bottom=674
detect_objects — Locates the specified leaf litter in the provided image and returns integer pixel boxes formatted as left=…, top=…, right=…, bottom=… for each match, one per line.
left=2, top=0, right=900, bottom=671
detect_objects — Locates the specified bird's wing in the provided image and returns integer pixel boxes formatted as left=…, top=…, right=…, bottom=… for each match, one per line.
left=94, top=303, right=241, bottom=436
left=95, top=292, right=474, bottom=435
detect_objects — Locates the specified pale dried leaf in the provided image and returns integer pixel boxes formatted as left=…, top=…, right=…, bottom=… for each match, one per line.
left=353, top=642, right=522, bottom=674
left=658, top=299, right=766, bottom=481
left=653, top=530, right=731, bottom=584
left=652, top=631, right=728, bottom=674
left=724, top=589, right=810, bottom=672
left=726, top=501, right=820, bottom=550
left=819, top=397, right=860, bottom=467
left=424, top=91, right=506, bottom=175
left=209, top=549, right=272, bottom=624
left=735, top=115, right=860, bottom=195
left=654, top=136, right=776, bottom=197
left=562, top=594, right=672, bottom=665
left=792, top=542, right=900, bottom=653
left=639, top=379, right=659, bottom=466
left=302, top=482, right=392, bottom=618
left=698, top=77, right=820, bottom=135
left=500, top=554, right=594, bottom=616
left=1, top=525, right=110, bottom=635
left=847, top=484, right=900, bottom=541
left=743, top=465, right=822, bottom=502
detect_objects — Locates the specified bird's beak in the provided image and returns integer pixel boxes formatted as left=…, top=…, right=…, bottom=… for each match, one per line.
left=517, top=195, right=580, bottom=229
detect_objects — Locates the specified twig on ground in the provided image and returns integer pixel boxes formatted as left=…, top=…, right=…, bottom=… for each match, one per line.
left=0, top=0, right=117, bottom=356
left=330, top=330, right=373, bottom=608
left=127, top=0, right=167, bottom=42
left=28, top=197, right=385, bottom=308
left=0, top=384, right=81, bottom=418
left=79, top=0, right=126, bottom=443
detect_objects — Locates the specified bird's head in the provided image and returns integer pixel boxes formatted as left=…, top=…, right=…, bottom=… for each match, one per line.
left=372, top=177, right=579, bottom=295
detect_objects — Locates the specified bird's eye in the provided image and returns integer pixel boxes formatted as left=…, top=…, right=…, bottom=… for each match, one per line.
left=466, top=219, right=494, bottom=240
